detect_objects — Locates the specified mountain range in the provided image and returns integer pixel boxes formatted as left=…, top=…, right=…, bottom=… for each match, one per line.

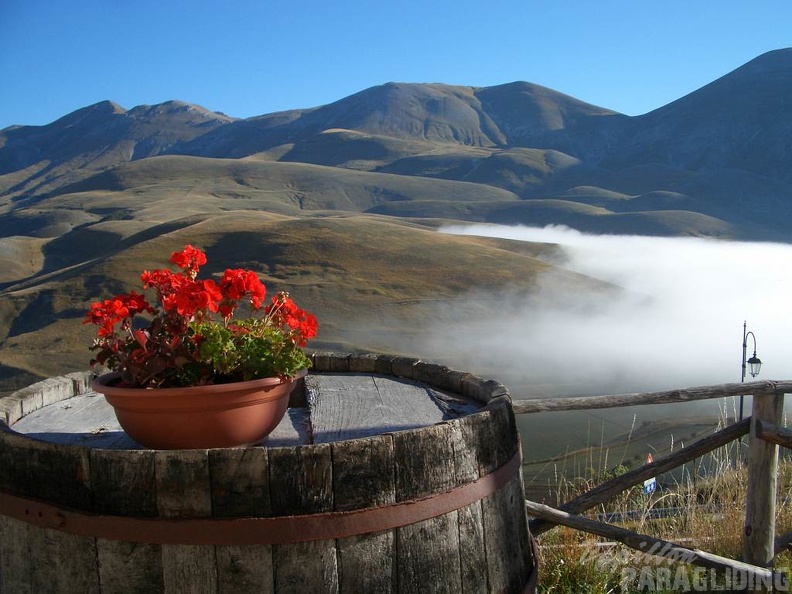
left=0, top=48, right=789, bottom=391
left=4, top=48, right=792, bottom=240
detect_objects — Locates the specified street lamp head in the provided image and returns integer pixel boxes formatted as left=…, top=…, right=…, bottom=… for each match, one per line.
left=740, top=323, right=762, bottom=421
left=747, top=353, right=762, bottom=378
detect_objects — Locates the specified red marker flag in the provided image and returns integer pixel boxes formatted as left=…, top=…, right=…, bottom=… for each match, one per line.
left=643, top=454, right=657, bottom=494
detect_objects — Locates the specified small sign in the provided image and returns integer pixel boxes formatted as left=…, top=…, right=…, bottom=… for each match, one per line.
left=643, top=454, right=657, bottom=494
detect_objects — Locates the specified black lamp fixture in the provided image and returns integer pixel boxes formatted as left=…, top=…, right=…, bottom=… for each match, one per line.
left=739, top=321, right=762, bottom=421
left=747, top=353, right=763, bottom=379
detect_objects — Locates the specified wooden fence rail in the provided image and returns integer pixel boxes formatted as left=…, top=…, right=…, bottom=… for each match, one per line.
left=528, top=418, right=751, bottom=537
left=525, top=500, right=781, bottom=587
left=514, top=381, right=791, bottom=588
left=512, top=380, right=792, bottom=415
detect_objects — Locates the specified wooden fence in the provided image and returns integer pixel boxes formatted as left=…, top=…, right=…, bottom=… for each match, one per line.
left=513, top=379, right=792, bottom=587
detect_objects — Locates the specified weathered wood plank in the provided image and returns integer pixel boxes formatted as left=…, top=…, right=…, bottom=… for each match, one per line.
left=512, top=380, right=792, bottom=414
left=745, top=391, right=784, bottom=568
left=0, top=428, right=92, bottom=509
left=755, top=418, right=792, bottom=449
left=10, top=392, right=141, bottom=448
left=373, top=354, right=398, bottom=376
left=460, top=375, right=508, bottom=404
left=776, top=530, right=792, bottom=554
left=27, top=528, right=101, bottom=594
left=91, top=448, right=163, bottom=593
left=95, top=540, right=164, bottom=594
left=155, top=450, right=213, bottom=518
left=347, top=352, right=379, bottom=373
left=430, top=389, right=482, bottom=418
left=269, top=443, right=338, bottom=593
left=333, top=435, right=396, bottom=594
left=483, top=478, right=532, bottom=593
left=8, top=376, right=76, bottom=419
left=210, top=448, right=271, bottom=517
left=396, top=513, right=460, bottom=594
left=262, top=407, right=309, bottom=446
left=268, top=444, right=333, bottom=515
left=394, top=423, right=461, bottom=594
left=0, top=376, right=73, bottom=424
left=476, top=400, right=531, bottom=593
left=412, top=362, right=457, bottom=391
left=0, top=393, right=25, bottom=425
left=306, top=373, right=460, bottom=443
left=215, top=545, right=273, bottom=594
left=207, top=449, right=275, bottom=592
left=8, top=372, right=478, bottom=448
left=0, top=515, right=33, bottom=594
left=390, top=356, right=419, bottom=379
left=312, top=351, right=352, bottom=372
left=444, top=417, right=488, bottom=594
left=91, top=449, right=157, bottom=516
left=11, top=392, right=119, bottom=433
left=155, top=449, right=218, bottom=594
left=64, top=370, right=95, bottom=395
left=0, top=426, right=100, bottom=594
left=10, top=391, right=308, bottom=447
left=160, top=543, right=217, bottom=594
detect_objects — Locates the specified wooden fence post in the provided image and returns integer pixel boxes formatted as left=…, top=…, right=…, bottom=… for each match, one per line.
left=744, top=389, right=784, bottom=569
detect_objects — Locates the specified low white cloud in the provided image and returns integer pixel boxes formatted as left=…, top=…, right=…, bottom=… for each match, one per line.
left=432, top=224, right=792, bottom=398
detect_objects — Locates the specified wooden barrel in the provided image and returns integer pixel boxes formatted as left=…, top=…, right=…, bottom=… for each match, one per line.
left=0, top=352, right=536, bottom=593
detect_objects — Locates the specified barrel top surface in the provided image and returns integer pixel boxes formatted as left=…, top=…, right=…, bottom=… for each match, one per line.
left=7, top=372, right=484, bottom=449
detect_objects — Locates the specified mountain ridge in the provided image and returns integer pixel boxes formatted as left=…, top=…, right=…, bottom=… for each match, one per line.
left=0, top=48, right=791, bottom=391
left=0, top=49, right=790, bottom=259
left=606, top=48, right=792, bottom=181
left=3, top=48, right=790, bottom=216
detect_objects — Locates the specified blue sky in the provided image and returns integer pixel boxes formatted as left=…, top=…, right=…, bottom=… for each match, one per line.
left=1, top=1, right=790, bottom=130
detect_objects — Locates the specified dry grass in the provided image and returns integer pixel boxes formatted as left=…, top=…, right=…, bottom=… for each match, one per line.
left=534, top=436, right=792, bottom=593
left=0, top=209, right=612, bottom=390
left=0, top=237, right=48, bottom=283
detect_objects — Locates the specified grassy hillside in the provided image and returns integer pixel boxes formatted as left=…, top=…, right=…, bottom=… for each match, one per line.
left=0, top=210, right=614, bottom=391
left=0, top=147, right=745, bottom=391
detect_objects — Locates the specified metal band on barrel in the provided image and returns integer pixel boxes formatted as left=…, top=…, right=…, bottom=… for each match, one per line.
left=0, top=448, right=522, bottom=545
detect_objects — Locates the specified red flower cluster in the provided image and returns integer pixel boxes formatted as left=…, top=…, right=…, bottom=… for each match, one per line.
left=266, top=293, right=320, bottom=347
left=84, top=245, right=318, bottom=388
left=219, top=269, right=266, bottom=317
left=85, top=292, right=153, bottom=337
left=169, top=244, right=207, bottom=277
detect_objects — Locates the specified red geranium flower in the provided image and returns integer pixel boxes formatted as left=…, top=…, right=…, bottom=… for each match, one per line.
left=85, top=245, right=318, bottom=388
left=170, top=244, right=207, bottom=278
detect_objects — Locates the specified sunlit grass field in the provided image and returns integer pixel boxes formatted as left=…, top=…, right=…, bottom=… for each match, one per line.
left=529, top=412, right=792, bottom=593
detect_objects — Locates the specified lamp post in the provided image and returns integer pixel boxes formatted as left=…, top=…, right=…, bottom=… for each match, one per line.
left=739, top=321, right=762, bottom=421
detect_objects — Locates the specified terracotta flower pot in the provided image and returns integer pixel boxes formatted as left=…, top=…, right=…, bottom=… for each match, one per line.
left=92, top=369, right=307, bottom=449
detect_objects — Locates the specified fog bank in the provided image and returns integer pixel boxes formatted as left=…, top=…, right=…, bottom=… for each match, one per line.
left=432, top=225, right=792, bottom=397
